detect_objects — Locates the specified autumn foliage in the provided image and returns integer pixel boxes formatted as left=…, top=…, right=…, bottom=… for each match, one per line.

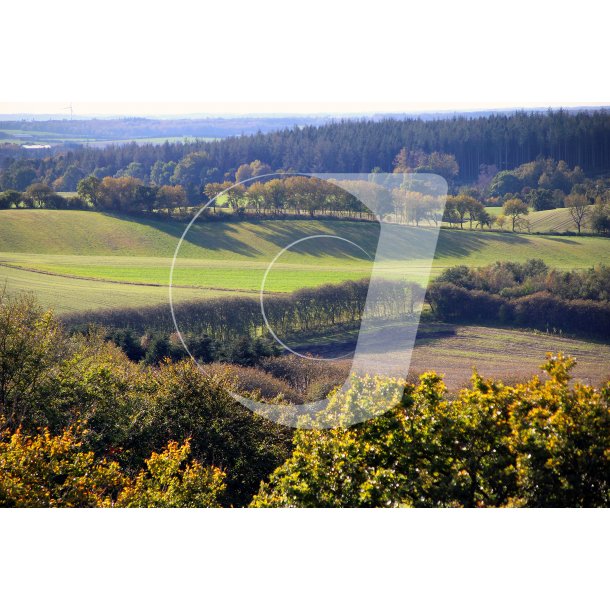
left=0, top=292, right=608, bottom=507
left=252, top=354, right=609, bottom=508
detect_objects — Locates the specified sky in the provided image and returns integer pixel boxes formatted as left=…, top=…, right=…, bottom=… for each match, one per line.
left=1, top=102, right=607, bottom=119
left=3, top=1, right=608, bottom=120
left=2, top=1, right=607, bottom=119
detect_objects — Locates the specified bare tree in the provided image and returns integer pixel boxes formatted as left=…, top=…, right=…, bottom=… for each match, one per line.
left=565, top=194, right=590, bottom=234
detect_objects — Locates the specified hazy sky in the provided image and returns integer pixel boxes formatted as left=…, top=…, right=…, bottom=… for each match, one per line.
left=1, top=102, right=606, bottom=118
left=3, top=1, right=607, bottom=120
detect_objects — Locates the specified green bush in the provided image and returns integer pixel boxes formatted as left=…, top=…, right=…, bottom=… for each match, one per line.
left=252, top=355, right=610, bottom=508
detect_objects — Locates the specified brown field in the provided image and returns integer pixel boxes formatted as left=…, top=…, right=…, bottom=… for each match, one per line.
left=291, top=322, right=610, bottom=391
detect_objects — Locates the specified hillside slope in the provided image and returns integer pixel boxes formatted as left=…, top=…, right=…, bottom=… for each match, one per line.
left=1, top=210, right=608, bottom=265
left=485, top=205, right=595, bottom=233
left=1, top=210, right=609, bottom=312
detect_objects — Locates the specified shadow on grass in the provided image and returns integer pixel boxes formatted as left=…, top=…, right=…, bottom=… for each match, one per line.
left=102, top=214, right=540, bottom=264
left=434, top=229, right=530, bottom=259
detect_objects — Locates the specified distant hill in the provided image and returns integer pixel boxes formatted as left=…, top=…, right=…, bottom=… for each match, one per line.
left=0, top=116, right=337, bottom=142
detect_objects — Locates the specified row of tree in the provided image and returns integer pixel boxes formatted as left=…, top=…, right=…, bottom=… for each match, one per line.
left=108, top=329, right=280, bottom=368
left=64, top=279, right=422, bottom=342
left=76, top=175, right=187, bottom=212
left=427, top=261, right=610, bottom=338
left=2, top=110, right=610, bottom=196
left=444, top=189, right=609, bottom=235
left=0, top=184, right=88, bottom=210
left=1, top=172, right=439, bottom=223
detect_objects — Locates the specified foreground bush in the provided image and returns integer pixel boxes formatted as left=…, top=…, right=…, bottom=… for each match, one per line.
left=2, top=293, right=608, bottom=507
left=252, top=354, right=610, bottom=507
left=0, top=292, right=291, bottom=506
left=115, top=440, right=226, bottom=508
left=0, top=427, right=224, bottom=508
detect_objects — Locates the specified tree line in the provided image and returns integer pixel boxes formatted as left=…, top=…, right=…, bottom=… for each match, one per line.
left=427, top=260, right=610, bottom=338
left=4, top=154, right=610, bottom=236
left=63, top=279, right=423, bottom=343
left=1, top=292, right=607, bottom=507
left=0, top=171, right=448, bottom=226
left=2, top=110, right=610, bottom=197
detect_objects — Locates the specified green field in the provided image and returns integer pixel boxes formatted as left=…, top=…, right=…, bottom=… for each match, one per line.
left=1, top=210, right=609, bottom=313
left=485, top=205, right=595, bottom=233
left=0, top=129, right=216, bottom=147
left=0, top=263, right=247, bottom=313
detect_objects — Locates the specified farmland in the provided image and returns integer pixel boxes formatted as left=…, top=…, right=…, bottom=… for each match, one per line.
left=485, top=204, right=596, bottom=233
left=1, top=210, right=610, bottom=312
left=291, top=321, right=610, bottom=389
left=1, top=109, right=609, bottom=512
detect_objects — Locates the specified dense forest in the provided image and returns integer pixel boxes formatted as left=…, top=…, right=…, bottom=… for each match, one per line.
left=2, top=110, right=610, bottom=194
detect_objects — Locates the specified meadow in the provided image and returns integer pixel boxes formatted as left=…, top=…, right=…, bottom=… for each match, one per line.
left=1, top=210, right=610, bottom=312
left=485, top=204, right=595, bottom=233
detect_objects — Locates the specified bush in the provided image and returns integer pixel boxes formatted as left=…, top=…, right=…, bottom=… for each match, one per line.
left=252, top=354, right=610, bottom=508
left=259, top=354, right=350, bottom=398
left=202, top=362, right=302, bottom=404
left=0, top=427, right=226, bottom=508
left=126, top=360, right=291, bottom=506
left=428, top=261, right=610, bottom=339
left=427, top=282, right=506, bottom=323
left=0, top=295, right=291, bottom=506
left=108, top=329, right=145, bottom=361
left=0, top=190, right=21, bottom=209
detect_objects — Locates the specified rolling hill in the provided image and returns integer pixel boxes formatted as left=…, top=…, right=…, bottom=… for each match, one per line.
left=1, top=210, right=609, bottom=313
left=485, top=204, right=595, bottom=233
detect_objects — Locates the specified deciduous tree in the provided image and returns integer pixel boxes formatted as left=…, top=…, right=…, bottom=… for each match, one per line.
left=503, top=198, right=529, bottom=231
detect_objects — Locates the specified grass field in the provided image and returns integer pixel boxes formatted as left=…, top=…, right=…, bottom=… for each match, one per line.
left=485, top=204, right=595, bottom=233
left=0, top=129, right=216, bottom=147
left=1, top=210, right=609, bottom=312
left=0, top=263, right=251, bottom=313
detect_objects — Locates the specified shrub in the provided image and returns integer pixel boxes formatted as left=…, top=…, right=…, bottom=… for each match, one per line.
left=202, top=362, right=302, bottom=404
left=259, top=354, right=350, bottom=398
left=0, top=296, right=291, bottom=506
left=252, top=354, right=610, bottom=508
left=127, top=360, right=291, bottom=506
left=0, top=425, right=124, bottom=508
left=428, top=261, right=610, bottom=339
left=0, top=426, right=226, bottom=508
left=115, top=440, right=226, bottom=508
